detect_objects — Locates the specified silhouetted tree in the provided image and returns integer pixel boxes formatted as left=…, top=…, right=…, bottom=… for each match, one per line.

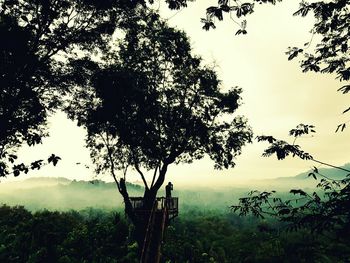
left=67, top=9, right=252, bottom=248
left=0, top=0, right=142, bottom=177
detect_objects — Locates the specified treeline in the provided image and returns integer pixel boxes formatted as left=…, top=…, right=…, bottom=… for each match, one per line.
left=0, top=205, right=349, bottom=263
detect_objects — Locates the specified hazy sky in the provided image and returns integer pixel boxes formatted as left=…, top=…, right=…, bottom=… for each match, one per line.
left=8, top=0, right=350, bottom=187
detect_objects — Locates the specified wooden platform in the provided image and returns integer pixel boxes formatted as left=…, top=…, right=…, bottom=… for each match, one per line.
left=130, top=197, right=178, bottom=220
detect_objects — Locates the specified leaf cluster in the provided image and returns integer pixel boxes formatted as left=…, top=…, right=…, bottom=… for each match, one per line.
left=234, top=124, right=350, bottom=234
left=287, top=0, right=350, bottom=116
left=67, top=9, right=252, bottom=182
left=200, top=0, right=281, bottom=34
left=0, top=0, right=137, bottom=176
left=232, top=168, right=350, bottom=234
left=0, top=152, right=61, bottom=177
left=257, top=124, right=315, bottom=161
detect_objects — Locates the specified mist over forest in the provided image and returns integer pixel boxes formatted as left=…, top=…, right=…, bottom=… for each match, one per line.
left=1, top=163, right=349, bottom=212
left=1, top=164, right=350, bottom=262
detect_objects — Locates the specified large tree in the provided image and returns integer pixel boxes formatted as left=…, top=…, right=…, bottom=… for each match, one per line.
left=66, top=9, right=252, bottom=246
left=0, top=0, right=145, bottom=177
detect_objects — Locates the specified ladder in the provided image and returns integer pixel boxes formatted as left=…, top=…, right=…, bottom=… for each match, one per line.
left=140, top=199, right=168, bottom=263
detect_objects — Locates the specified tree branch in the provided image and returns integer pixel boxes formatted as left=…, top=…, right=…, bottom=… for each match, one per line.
left=134, top=162, right=149, bottom=190
left=131, top=150, right=149, bottom=190
left=312, top=158, right=350, bottom=173
left=152, top=162, right=168, bottom=191
left=150, top=163, right=159, bottom=188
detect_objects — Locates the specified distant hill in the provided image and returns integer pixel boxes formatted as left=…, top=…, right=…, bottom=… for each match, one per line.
left=0, top=177, right=143, bottom=211
left=258, top=163, right=350, bottom=190
left=0, top=164, right=348, bottom=211
left=0, top=176, right=142, bottom=190
left=0, top=177, right=71, bottom=189
left=293, top=163, right=350, bottom=180
left=0, top=176, right=250, bottom=212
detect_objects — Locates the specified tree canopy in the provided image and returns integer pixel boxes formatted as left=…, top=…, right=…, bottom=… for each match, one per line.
left=66, top=8, right=252, bottom=229
left=0, top=0, right=142, bottom=177
left=1, top=0, right=347, bottom=175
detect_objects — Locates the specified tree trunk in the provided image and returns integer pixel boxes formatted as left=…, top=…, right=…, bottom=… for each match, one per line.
left=119, top=179, right=158, bottom=255
left=119, top=178, right=137, bottom=224
left=119, top=163, right=169, bottom=257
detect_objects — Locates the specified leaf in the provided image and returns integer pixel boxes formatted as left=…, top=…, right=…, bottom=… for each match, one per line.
left=30, top=160, right=43, bottom=170
left=206, top=6, right=217, bottom=13
left=241, top=3, right=254, bottom=16
left=308, top=172, right=317, bottom=180
left=335, top=123, right=347, bottom=132
left=338, top=85, right=350, bottom=94
left=335, top=124, right=341, bottom=133
left=206, top=6, right=222, bottom=20
left=288, top=51, right=299, bottom=60
left=48, top=154, right=61, bottom=166
left=201, top=20, right=216, bottom=31
left=236, top=7, right=242, bottom=18
left=8, top=154, right=18, bottom=163
left=343, top=107, right=350, bottom=114
left=341, top=123, right=346, bottom=132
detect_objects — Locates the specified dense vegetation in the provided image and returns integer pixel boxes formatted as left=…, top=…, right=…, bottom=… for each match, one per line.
left=1, top=205, right=349, bottom=263
left=0, top=205, right=132, bottom=263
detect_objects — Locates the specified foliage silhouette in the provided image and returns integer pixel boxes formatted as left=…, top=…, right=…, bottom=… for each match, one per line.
left=233, top=124, right=350, bottom=235
left=66, top=8, right=252, bottom=249
left=0, top=0, right=141, bottom=177
left=152, top=0, right=350, bottom=123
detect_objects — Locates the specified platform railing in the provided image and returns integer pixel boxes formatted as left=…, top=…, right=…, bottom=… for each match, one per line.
left=130, top=197, right=178, bottom=219
left=130, top=197, right=178, bottom=210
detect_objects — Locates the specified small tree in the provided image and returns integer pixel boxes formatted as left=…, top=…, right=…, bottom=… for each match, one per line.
left=67, top=9, right=252, bottom=246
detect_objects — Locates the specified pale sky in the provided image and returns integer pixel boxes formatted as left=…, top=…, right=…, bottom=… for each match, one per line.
left=7, top=0, right=350, bottom=187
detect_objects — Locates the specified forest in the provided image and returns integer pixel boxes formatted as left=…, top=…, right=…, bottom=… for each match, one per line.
left=1, top=204, right=350, bottom=262
left=1, top=0, right=350, bottom=262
